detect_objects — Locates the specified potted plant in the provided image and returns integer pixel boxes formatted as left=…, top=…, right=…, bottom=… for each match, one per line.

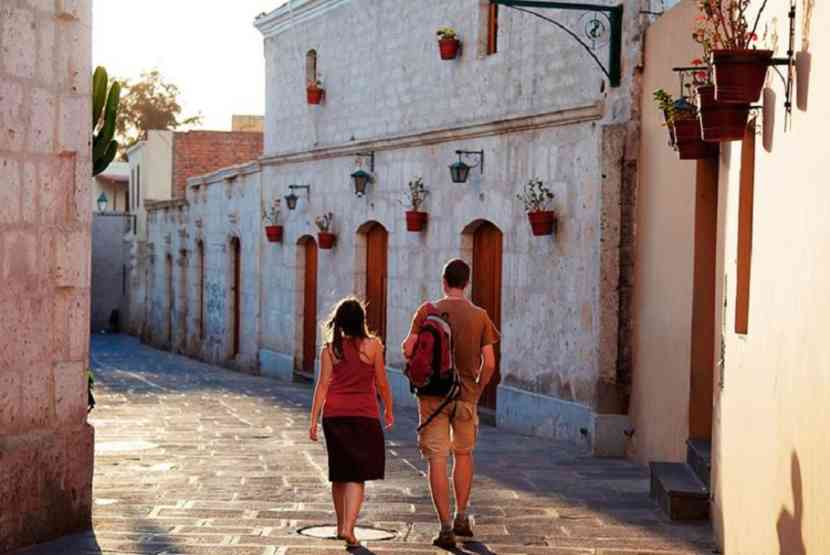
left=654, top=89, right=718, bottom=159
left=686, top=60, right=748, bottom=142
left=315, top=212, right=336, bottom=249
left=654, top=89, right=678, bottom=147
left=694, top=1, right=773, bottom=103
left=516, top=178, right=556, bottom=237
left=307, top=78, right=324, bottom=105
left=263, top=199, right=283, bottom=243
left=436, top=27, right=461, bottom=60
left=402, top=177, right=429, bottom=232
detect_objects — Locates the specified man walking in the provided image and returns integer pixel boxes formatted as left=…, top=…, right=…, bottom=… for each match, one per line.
left=402, top=258, right=499, bottom=549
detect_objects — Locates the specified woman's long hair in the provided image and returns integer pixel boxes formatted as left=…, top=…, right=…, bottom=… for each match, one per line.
left=323, top=297, right=372, bottom=359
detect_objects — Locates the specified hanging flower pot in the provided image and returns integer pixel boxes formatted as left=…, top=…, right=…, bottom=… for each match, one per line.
left=697, top=85, right=750, bottom=143
left=527, top=211, right=556, bottom=237
left=712, top=49, right=773, bottom=104
left=405, top=210, right=428, bottom=232
left=265, top=225, right=283, bottom=243
left=436, top=27, right=460, bottom=60
left=318, top=232, right=336, bottom=249
left=307, top=86, right=324, bottom=105
left=673, top=117, right=719, bottom=160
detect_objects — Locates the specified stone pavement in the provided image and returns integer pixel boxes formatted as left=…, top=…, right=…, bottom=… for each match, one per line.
left=15, top=335, right=716, bottom=555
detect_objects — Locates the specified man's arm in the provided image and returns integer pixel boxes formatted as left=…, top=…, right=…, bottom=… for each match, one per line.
left=478, top=344, right=497, bottom=388
left=401, top=303, right=428, bottom=361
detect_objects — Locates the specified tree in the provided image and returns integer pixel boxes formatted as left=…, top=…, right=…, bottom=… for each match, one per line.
left=114, top=69, right=202, bottom=150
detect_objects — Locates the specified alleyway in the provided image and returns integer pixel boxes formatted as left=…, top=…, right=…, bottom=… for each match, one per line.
left=18, top=336, right=715, bottom=555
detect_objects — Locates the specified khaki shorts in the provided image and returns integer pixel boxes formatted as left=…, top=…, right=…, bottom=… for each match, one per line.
left=417, top=397, right=479, bottom=459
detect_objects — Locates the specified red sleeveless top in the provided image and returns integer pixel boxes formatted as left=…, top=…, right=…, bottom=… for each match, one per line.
left=323, top=339, right=379, bottom=419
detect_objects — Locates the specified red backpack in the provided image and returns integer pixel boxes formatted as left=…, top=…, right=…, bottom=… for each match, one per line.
left=404, top=304, right=461, bottom=430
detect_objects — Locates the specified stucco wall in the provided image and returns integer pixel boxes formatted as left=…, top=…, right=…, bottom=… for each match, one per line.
left=628, top=0, right=699, bottom=464
left=711, top=1, right=830, bottom=553
left=91, top=213, right=131, bottom=332
left=0, top=0, right=94, bottom=551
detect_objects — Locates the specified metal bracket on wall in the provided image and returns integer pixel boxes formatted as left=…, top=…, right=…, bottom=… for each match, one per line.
left=491, top=0, right=623, bottom=87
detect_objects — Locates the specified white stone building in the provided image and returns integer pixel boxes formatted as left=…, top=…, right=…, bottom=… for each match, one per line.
left=137, top=0, right=649, bottom=454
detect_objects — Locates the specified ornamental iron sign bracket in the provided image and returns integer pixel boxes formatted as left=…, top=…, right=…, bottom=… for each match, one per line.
left=491, top=0, right=623, bottom=87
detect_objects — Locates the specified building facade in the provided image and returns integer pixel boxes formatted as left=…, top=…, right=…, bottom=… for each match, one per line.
left=91, top=160, right=129, bottom=213
left=135, top=0, right=648, bottom=455
left=0, top=0, right=94, bottom=551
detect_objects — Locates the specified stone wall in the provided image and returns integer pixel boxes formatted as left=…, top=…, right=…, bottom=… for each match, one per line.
left=0, top=0, right=94, bottom=552
left=91, top=213, right=132, bottom=332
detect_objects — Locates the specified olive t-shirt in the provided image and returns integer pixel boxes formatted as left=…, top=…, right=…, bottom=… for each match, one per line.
left=409, top=298, right=500, bottom=403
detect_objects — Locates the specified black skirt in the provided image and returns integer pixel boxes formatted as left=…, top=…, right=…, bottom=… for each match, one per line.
left=322, top=416, right=386, bottom=483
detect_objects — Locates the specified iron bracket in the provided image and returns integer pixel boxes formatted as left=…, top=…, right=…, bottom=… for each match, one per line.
left=355, top=151, right=375, bottom=173
left=491, top=0, right=623, bottom=87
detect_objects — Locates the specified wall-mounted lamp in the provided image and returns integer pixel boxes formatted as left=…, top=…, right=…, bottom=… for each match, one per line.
left=449, top=150, right=484, bottom=184
left=97, top=192, right=108, bottom=212
left=351, top=151, right=375, bottom=198
left=285, top=184, right=311, bottom=211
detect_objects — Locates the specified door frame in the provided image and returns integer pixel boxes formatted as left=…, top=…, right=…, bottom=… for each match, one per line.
left=294, top=235, right=318, bottom=380
left=229, top=237, right=241, bottom=358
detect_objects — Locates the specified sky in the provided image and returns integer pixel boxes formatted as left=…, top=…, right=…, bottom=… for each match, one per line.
left=93, top=1, right=288, bottom=131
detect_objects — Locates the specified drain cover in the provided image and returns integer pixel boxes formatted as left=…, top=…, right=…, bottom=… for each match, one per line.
left=298, top=525, right=397, bottom=541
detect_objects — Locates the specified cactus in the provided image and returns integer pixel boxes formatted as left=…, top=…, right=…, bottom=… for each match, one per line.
left=92, top=66, right=121, bottom=176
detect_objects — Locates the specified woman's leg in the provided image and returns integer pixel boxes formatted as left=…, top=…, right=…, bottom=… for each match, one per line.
left=342, top=481, right=366, bottom=539
left=332, top=482, right=346, bottom=536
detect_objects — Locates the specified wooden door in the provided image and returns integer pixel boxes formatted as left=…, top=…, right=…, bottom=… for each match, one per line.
left=472, top=222, right=503, bottom=410
left=230, top=238, right=241, bottom=357
left=302, top=239, right=318, bottom=375
left=365, top=224, right=388, bottom=343
left=166, top=254, right=173, bottom=345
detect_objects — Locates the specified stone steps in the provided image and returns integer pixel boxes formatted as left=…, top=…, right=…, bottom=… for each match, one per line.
left=649, top=439, right=712, bottom=521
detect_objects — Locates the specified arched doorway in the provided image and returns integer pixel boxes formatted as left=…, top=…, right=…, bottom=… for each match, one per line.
left=230, top=237, right=241, bottom=357
left=296, top=236, right=319, bottom=378
left=470, top=221, right=503, bottom=411
left=365, top=223, right=388, bottom=343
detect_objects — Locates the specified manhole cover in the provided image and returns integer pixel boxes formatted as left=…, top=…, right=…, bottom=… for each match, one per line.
left=298, top=525, right=397, bottom=541
left=95, top=440, right=159, bottom=453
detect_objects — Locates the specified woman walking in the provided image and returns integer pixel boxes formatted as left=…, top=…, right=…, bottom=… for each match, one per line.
left=309, top=297, right=395, bottom=547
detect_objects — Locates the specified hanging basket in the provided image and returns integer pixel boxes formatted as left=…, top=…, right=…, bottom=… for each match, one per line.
left=673, top=117, right=719, bottom=160
left=317, top=231, right=336, bottom=249
left=527, top=211, right=556, bottom=236
left=307, top=87, right=324, bottom=105
left=712, top=49, right=773, bottom=104
left=438, top=38, right=460, bottom=60
left=405, top=211, right=428, bottom=232
left=697, top=85, right=750, bottom=143
left=265, top=225, right=283, bottom=243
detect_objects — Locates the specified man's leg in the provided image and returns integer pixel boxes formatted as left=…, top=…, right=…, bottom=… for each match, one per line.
left=418, top=397, right=456, bottom=548
left=452, top=452, right=474, bottom=514
left=427, top=456, right=452, bottom=524
left=450, top=401, right=479, bottom=536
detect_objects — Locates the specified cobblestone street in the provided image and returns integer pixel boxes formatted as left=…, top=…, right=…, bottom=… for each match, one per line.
left=17, top=336, right=716, bottom=555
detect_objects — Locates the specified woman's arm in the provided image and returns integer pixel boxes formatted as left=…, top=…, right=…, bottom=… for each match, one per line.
left=309, top=345, right=333, bottom=441
left=373, top=339, right=394, bottom=430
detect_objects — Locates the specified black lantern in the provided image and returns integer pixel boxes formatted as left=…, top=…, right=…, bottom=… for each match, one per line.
left=449, top=150, right=484, bottom=184
left=351, top=151, right=375, bottom=198
left=285, top=184, right=310, bottom=210
left=96, top=192, right=108, bottom=212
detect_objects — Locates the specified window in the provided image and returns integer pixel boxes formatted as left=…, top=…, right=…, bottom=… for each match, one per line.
left=735, top=120, right=756, bottom=334
left=306, top=49, right=318, bottom=85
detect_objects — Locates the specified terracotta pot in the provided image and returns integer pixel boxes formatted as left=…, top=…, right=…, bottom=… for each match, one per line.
left=405, top=211, right=428, bottom=232
left=265, top=225, right=283, bottom=243
left=527, top=211, right=556, bottom=237
left=317, top=231, right=336, bottom=249
left=673, top=117, right=719, bottom=160
left=697, top=85, right=750, bottom=143
left=712, top=49, right=773, bottom=104
left=307, top=87, right=324, bottom=105
left=438, top=38, right=460, bottom=60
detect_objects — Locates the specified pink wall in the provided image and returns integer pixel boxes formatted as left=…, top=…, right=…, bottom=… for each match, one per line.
left=0, top=1, right=94, bottom=551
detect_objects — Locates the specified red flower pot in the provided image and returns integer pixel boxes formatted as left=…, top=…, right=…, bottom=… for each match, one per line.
left=527, top=211, right=556, bottom=237
left=265, top=225, right=283, bottom=243
left=712, top=49, right=773, bottom=104
left=405, top=211, right=428, bottom=232
left=438, top=38, right=460, bottom=60
left=307, top=87, right=324, bottom=105
left=318, top=231, right=336, bottom=249
left=697, top=85, right=750, bottom=143
left=673, top=117, right=719, bottom=160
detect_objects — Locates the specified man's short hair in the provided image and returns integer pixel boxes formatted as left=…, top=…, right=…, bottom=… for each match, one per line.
left=443, top=258, right=470, bottom=289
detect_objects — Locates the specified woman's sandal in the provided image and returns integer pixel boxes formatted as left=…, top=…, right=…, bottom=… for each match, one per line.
left=343, top=534, right=361, bottom=548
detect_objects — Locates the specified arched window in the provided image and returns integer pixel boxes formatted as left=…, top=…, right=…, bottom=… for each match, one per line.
left=306, top=49, right=318, bottom=86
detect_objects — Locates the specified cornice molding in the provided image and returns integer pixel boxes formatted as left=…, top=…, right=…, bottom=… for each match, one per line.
left=254, top=0, right=351, bottom=38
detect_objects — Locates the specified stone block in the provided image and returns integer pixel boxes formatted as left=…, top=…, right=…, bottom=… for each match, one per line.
left=1, top=7, right=37, bottom=79
left=56, top=16, right=90, bottom=95
left=58, top=95, right=89, bottom=153
left=54, top=361, right=85, bottom=425
left=20, top=367, right=52, bottom=431
left=39, top=155, right=71, bottom=223
left=67, top=289, right=90, bottom=360
left=55, top=230, right=90, bottom=287
left=0, top=157, right=21, bottom=224
left=29, top=88, right=58, bottom=153
left=0, top=370, right=22, bottom=433
left=0, top=79, right=26, bottom=152
left=21, top=161, right=37, bottom=223
left=36, top=17, right=55, bottom=85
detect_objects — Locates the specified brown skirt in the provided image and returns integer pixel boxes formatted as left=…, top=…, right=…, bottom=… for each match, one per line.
left=322, top=416, right=385, bottom=483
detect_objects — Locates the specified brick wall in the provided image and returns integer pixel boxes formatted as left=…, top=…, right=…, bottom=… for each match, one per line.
left=172, top=131, right=263, bottom=199
left=0, top=0, right=94, bottom=551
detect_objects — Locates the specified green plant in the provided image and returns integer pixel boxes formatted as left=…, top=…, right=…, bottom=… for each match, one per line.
left=315, top=212, right=334, bottom=232
left=654, top=89, right=676, bottom=119
left=263, top=199, right=282, bottom=225
left=92, top=66, right=121, bottom=176
left=516, top=179, right=554, bottom=213
left=402, top=177, right=429, bottom=211
left=694, top=0, right=768, bottom=51
left=307, top=78, right=324, bottom=90
left=436, top=27, right=457, bottom=40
